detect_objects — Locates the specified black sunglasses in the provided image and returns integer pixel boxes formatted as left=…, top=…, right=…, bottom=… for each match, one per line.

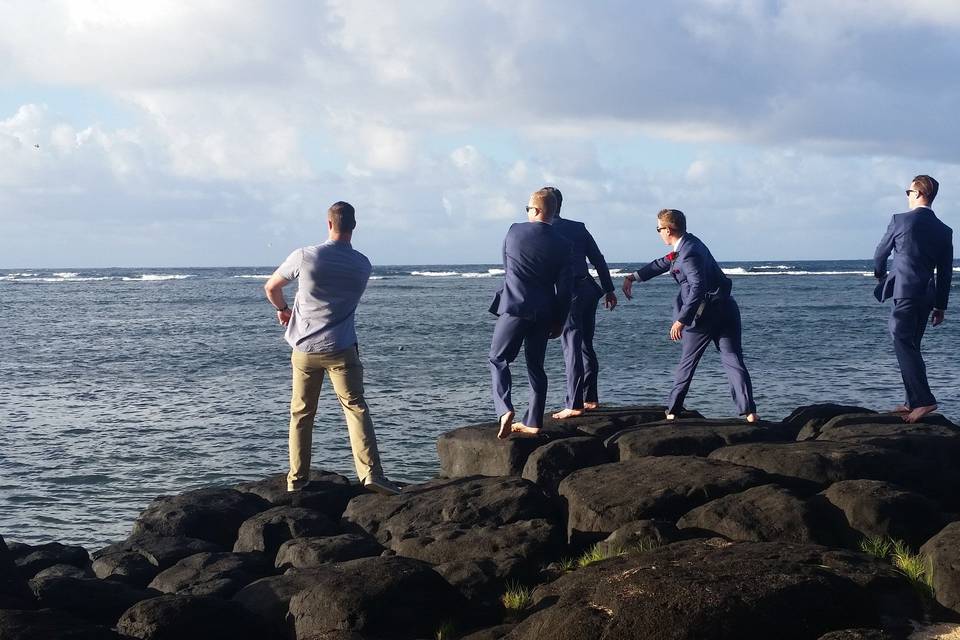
left=525, top=206, right=540, bottom=214
left=905, top=189, right=921, bottom=196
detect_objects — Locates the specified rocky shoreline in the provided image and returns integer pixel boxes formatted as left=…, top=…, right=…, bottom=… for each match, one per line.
left=4, top=403, right=960, bottom=639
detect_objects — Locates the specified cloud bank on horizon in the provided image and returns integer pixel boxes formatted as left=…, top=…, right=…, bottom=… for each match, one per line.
left=1, top=0, right=959, bottom=267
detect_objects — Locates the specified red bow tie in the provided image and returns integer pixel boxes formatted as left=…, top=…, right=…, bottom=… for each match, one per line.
left=666, top=251, right=678, bottom=261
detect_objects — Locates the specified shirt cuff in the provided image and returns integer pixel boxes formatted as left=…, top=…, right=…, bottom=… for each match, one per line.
left=633, top=270, right=642, bottom=282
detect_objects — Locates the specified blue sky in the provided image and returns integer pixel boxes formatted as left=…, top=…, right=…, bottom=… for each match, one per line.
left=2, top=0, right=959, bottom=267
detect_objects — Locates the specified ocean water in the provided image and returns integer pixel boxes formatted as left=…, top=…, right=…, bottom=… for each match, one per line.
left=1, top=261, right=958, bottom=549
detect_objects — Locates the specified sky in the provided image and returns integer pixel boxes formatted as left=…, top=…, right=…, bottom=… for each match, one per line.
left=2, top=0, right=959, bottom=268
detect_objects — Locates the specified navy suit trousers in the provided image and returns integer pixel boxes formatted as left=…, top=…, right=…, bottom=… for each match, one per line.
left=667, top=298, right=756, bottom=416
left=560, top=282, right=601, bottom=408
left=489, top=313, right=551, bottom=428
left=889, top=298, right=936, bottom=408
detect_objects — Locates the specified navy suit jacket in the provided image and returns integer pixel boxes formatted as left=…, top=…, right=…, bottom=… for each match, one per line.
left=491, top=221, right=574, bottom=323
left=552, top=216, right=615, bottom=298
left=874, top=207, right=953, bottom=309
left=635, top=233, right=733, bottom=327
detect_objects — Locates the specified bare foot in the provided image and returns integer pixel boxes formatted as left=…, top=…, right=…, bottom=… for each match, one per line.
left=583, top=402, right=600, bottom=411
left=497, top=410, right=515, bottom=439
left=511, top=423, right=541, bottom=437
left=904, top=404, right=937, bottom=423
left=891, top=405, right=910, bottom=414
left=552, top=408, right=585, bottom=419
left=745, top=413, right=760, bottom=423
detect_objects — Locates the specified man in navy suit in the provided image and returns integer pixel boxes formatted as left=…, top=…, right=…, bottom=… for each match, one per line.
left=489, top=188, right=573, bottom=438
left=622, top=209, right=759, bottom=422
left=874, top=175, right=953, bottom=424
left=542, top=187, right=618, bottom=419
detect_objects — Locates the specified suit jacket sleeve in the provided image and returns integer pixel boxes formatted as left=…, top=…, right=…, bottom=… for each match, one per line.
left=636, top=256, right=672, bottom=282
left=676, top=252, right=706, bottom=326
left=553, top=249, right=574, bottom=324
left=583, top=229, right=614, bottom=293
left=874, top=216, right=896, bottom=279
left=935, top=229, right=953, bottom=310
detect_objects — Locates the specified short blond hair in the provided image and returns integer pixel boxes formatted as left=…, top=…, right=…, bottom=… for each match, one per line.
left=657, top=208, right=686, bottom=233
left=530, top=188, right=558, bottom=218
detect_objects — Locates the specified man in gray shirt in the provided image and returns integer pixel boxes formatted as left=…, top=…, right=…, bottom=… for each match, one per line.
left=264, top=201, right=399, bottom=495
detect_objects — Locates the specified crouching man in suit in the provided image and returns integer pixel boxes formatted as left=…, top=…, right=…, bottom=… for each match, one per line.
left=874, top=175, right=953, bottom=423
left=489, top=188, right=573, bottom=438
left=622, top=209, right=759, bottom=422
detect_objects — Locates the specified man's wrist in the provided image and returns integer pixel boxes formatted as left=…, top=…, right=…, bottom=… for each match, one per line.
left=275, top=304, right=290, bottom=312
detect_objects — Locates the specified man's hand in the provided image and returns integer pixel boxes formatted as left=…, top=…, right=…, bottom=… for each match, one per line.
left=670, top=321, right=685, bottom=341
left=604, top=292, right=618, bottom=310
left=278, top=308, right=292, bottom=327
left=621, top=275, right=635, bottom=300
left=932, top=309, right=945, bottom=327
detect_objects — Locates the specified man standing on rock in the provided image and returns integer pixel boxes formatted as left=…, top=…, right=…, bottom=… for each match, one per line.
left=621, top=209, right=759, bottom=422
left=264, top=201, right=400, bottom=495
left=542, top=187, right=618, bottom=419
left=874, top=175, right=953, bottom=424
left=489, top=188, right=573, bottom=438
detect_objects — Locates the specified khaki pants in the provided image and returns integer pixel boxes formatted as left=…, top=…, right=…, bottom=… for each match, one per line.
left=288, top=346, right=383, bottom=490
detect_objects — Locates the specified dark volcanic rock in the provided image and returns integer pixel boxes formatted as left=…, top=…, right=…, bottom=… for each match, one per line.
left=785, top=404, right=877, bottom=440
left=508, top=539, right=924, bottom=640
left=33, top=563, right=94, bottom=580
left=92, top=533, right=222, bottom=587
left=708, top=441, right=926, bottom=489
left=817, top=630, right=896, bottom=640
left=606, top=419, right=781, bottom=460
left=820, top=480, right=945, bottom=549
left=595, top=519, right=685, bottom=556
left=0, top=534, right=34, bottom=609
left=461, top=624, right=516, bottom=640
left=233, top=572, right=321, bottom=639
left=132, top=487, right=271, bottom=547
left=437, top=422, right=577, bottom=478
left=343, top=476, right=561, bottom=587
left=29, top=574, right=156, bottom=625
left=288, top=556, right=466, bottom=640
left=521, top=436, right=610, bottom=493
left=677, top=484, right=846, bottom=545
left=568, top=405, right=704, bottom=439
left=558, top=456, right=770, bottom=544
left=117, top=594, right=264, bottom=640
left=234, top=469, right=360, bottom=520
left=11, top=541, right=90, bottom=578
left=233, top=505, right=338, bottom=557
left=148, top=551, right=274, bottom=598
left=0, top=609, right=123, bottom=640
left=813, top=416, right=960, bottom=507
left=920, top=522, right=960, bottom=614
left=274, top=534, right=383, bottom=570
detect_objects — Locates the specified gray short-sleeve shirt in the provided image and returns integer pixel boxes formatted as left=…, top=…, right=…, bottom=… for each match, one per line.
left=275, top=240, right=372, bottom=353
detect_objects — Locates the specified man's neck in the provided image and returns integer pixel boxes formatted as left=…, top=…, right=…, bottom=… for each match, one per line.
left=328, top=233, right=352, bottom=244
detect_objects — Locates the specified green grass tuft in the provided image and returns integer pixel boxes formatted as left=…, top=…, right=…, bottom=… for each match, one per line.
left=890, top=539, right=934, bottom=597
left=434, top=620, right=456, bottom=640
left=859, top=535, right=893, bottom=559
left=501, top=581, right=533, bottom=612
left=557, top=556, right=578, bottom=572
left=577, top=543, right=626, bottom=568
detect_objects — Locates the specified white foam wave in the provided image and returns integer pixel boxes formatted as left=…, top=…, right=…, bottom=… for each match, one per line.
left=461, top=268, right=505, bottom=278
left=410, top=271, right=459, bottom=277
left=233, top=274, right=271, bottom=279
left=723, top=267, right=871, bottom=276
left=755, top=264, right=792, bottom=270
left=2, top=275, right=113, bottom=282
left=954, top=267, right=960, bottom=272
left=122, top=274, right=193, bottom=281
left=53, top=272, right=79, bottom=278
left=369, top=276, right=385, bottom=280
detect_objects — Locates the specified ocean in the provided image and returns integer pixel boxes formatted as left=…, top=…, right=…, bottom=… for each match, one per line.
left=1, top=261, right=958, bottom=549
